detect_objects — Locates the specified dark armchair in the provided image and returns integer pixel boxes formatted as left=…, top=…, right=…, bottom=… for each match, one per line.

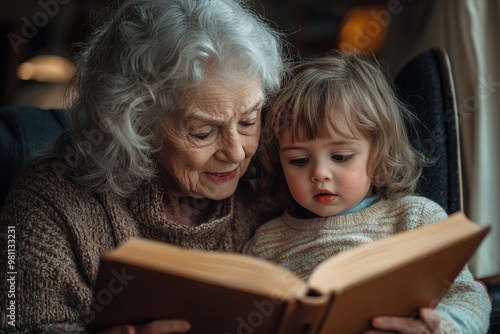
left=394, top=47, right=462, bottom=215
left=394, top=47, right=497, bottom=333
left=0, top=105, right=69, bottom=210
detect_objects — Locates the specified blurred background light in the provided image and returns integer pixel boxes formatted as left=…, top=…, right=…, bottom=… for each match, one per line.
left=16, top=54, right=75, bottom=83
left=337, top=6, right=387, bottom=54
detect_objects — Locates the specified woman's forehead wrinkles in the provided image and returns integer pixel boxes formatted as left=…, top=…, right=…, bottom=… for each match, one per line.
left=182, top=80, right=264, bottom=124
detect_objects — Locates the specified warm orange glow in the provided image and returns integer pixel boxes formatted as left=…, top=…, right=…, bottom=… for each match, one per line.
left=337, top=7, right=387, bottom=54
left=17, top=55, right=75, bottom=83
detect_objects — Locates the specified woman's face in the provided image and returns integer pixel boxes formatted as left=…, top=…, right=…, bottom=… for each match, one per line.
left=157, top=74, right=263, bottom=200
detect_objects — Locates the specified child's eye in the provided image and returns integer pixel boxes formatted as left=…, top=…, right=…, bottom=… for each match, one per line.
left=332, top=154, right=353, bottom=163
left=289, top=157, right=309, bottom=166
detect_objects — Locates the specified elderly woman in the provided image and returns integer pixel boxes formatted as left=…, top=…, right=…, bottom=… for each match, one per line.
left=0, top=0, right=286, bottom=333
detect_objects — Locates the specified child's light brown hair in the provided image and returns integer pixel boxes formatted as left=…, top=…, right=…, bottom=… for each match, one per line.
left=259, top=51, right=425, bottom=205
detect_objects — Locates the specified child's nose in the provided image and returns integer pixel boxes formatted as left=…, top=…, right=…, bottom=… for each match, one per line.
left=311, top=164, right=332, bottom=182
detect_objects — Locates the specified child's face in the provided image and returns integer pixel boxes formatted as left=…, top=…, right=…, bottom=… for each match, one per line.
left=278, top=121, right=372, bottom=217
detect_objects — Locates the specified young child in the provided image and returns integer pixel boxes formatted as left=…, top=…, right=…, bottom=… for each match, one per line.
left=244, top=52, right=491, bottom=333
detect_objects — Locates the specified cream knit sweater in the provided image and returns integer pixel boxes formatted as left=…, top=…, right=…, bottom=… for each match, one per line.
left=244, top=196, right=492, bottom=333
left=0, top=160, right=260, bottom=333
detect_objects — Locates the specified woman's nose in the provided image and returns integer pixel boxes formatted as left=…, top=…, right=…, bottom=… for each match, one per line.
left=216, top=131, right=246, bottom=163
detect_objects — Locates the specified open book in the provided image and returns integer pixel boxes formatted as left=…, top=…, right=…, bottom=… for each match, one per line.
left=86, top=212, right=489, bottom=333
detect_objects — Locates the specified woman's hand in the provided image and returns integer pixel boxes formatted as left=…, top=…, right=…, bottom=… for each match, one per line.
left=366, top=308, right=441, bottom=334
left=100, top=320, right=191, bottom=334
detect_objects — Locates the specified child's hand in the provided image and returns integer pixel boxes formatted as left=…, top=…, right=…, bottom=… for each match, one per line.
left=366, top=308, right=441, bottom=334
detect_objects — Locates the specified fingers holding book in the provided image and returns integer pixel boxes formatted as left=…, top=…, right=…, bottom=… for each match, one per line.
left=368, top=307, right=441, bottom=334
left=100, top=320, right=191, bottom=334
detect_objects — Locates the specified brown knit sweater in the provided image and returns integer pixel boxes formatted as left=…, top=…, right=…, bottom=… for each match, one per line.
left=0, top=159, right=260, bottom=333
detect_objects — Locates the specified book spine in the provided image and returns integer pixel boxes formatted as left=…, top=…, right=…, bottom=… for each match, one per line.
left=276, top=294, right=329, bottom=334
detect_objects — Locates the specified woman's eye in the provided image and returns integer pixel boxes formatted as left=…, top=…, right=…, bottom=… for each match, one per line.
left=238, top=119, right=258, bottom=135
left=289, top=157, right=309, bottom=166
left=239, top=119, right=257, bottom=128
left=192, top=128, right=215, bottom=141
left=194, top=133, right=210, bottom=140
left=332, top=154, right=353, bottom=163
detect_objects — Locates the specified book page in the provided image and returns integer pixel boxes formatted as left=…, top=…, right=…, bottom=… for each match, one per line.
left=107, top=238, right=308, bottom=299
left=307, top=212, right=488, bottom=294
